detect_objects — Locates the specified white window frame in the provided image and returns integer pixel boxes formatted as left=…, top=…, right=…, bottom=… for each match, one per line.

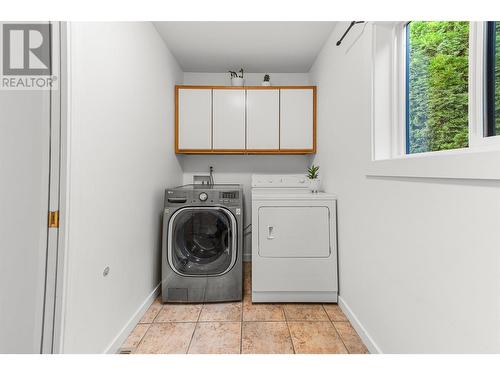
left=370, top=21, right=407, bottom=161
left=397, top=21, right=500, bottom=154
left=368, top=21, right=500, bottom=180
left=469, top=22, right=500, bottom=149
left=393, top=21, right=408, bottom=157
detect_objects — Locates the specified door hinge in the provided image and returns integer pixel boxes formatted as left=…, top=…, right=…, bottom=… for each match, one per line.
left=48, top=211, right=59, bottom=228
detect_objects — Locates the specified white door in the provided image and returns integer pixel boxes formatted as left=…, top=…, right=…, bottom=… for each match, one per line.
left=178, top=89, right=212, bottom=150
left=213, top=89, right=245, bottom=149
left=0, top=22, right=60, bottom=353
left=280, top=89, right=314, bottom=150
left=258, top=206, right=330, bottom=258
left=246, top=89, right=279, bottom=150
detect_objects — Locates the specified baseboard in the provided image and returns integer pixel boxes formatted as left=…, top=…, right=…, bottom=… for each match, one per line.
left=103, top=283, right=161, bottom=354
left=338, top=296, right=383, bottom=354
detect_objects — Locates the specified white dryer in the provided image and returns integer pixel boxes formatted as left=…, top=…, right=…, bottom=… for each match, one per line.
left=251, top=174, right=338, bottom=303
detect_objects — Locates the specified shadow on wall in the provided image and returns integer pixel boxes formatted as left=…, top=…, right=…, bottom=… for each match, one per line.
left=177, top=154, right=314, bottom=258
left=177, top=154, right=313, bottom=174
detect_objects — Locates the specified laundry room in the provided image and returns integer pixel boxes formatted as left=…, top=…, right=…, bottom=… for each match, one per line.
left=1, top=1, right=500, bottom=372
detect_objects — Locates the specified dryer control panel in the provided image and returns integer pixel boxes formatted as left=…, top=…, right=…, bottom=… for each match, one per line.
left=252, top=174, right=309, bottom=188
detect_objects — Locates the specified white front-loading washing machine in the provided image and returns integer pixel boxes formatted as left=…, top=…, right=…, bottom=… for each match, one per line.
left=251, top=174, right=338, bottom=302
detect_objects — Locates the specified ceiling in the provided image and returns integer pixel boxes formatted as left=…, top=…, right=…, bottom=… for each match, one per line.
left=153, top=22, right=336, bottom=73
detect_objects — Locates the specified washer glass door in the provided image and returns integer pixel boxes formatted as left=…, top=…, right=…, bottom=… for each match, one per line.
left=168, top=207, right=237, bottom=276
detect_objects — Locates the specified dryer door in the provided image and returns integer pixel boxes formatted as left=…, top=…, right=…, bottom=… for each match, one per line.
left=168, top=207, right=237, bottom=276
left=258, top=206, right=331, bottom=258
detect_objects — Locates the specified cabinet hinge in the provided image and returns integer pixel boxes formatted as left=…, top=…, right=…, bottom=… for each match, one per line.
left=48, top=211, right=59, bottom=228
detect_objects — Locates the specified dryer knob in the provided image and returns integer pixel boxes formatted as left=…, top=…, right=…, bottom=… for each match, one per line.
left=199, top=192, right=208, bottom=201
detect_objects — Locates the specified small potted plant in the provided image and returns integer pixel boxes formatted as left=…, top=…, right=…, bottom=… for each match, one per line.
left=307, top=164, right=320, bottom=193
left=262, top=74, right=271, bottom=86
left=229, top=68, right=245, bottom=86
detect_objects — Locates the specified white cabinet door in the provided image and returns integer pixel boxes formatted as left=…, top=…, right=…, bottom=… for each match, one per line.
left=213, top=89, right=245, bottom=149
left=280, top=89, right=314, bottom=150
left=258, top=206, right=330, bottom=258
left=178, top=89, right=212, bottom=150
left=246, top=90, right=279, bottom=149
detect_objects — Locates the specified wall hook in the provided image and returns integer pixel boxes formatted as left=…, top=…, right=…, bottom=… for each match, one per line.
left=336, top=21, right=365, bottom=46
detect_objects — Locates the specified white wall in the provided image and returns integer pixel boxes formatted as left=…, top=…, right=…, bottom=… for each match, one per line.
left=61, top=22, right=183, bottom=353
left=310, top=22, right=500, bottom=353
left=181, top=72, right=312, bottom=259
left=183, top=72, right=310, bottom=86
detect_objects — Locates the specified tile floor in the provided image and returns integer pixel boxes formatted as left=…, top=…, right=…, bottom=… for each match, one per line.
left=120, top=262, right=368, bottom=354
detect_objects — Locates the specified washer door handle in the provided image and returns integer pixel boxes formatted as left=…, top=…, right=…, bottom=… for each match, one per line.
left=168, top=198, right=187, bottom=203
left=267, top=225, right=275, bottom=239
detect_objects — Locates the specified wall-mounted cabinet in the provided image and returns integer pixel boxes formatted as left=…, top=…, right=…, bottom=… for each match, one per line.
left=213, top=89, right=246, bottom=150
left=175, top=85, right=316, bottom=154
left=246, top=89, right=280, bottom=151
left=280, top=89, right=314, bottom=150
left=177, top=88, right=212, bottom=150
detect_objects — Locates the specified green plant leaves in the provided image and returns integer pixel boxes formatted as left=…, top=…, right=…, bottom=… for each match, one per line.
left=307, top=165, right=319, bottom=179
left=407, top=21, right=469, bottom=153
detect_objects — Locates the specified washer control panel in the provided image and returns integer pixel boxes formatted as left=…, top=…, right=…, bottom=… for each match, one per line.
left=165, top=185, right=243, bottom=208
left=219, top=191, right=239, bottom=205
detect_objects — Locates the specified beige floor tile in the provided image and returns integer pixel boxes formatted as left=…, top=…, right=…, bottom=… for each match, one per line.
left=334, top=321, right=369, bottom=354
left=288, top=321, right=348, bottom=354
left=243, top=262, right=251, bottom=284
left=244, top=285, right=251, bottom=296
left=135, top=322, right=195, bottom=354
left=199, top=302, right=242, bottom=322
left=243, top=261, right=252, bottom=273
left=121, top=324, right=149, bottom=350
left=283, top=304, right=329, bottom=321
left=154, top=304, right=202, bottom=323
left=188, top=322, right=241, bottom=354
left=241, top=322, right=294, bottom=354
left=243, top=276, right=252, bottom=295
left=139, top=298, right=163, bottom=323
left=323, top=304, right=349, bottom=322
left=243, top=300, right=285, bottom=322
left=243, top=289, right=252, bottom=304
left=243, top=272, right=252, bottom=281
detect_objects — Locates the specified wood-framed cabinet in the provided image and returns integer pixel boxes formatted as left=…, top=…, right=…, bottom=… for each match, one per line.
left=246, top=89, right=280, bottom=151
left=212, top=89, right=246, bottom=151
left=175, top=85, right=316, bottom=154
left=177, top=88, right=212, bottom=151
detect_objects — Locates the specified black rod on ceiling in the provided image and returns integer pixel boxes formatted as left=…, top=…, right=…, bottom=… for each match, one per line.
left=336, top=21, right=365, bottom=46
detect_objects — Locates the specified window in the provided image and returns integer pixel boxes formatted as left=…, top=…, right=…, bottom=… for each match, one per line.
left=486, top=21, right=500, bottom=137
left=405, top=22, right=470, bottom=154
left=370, top=22, right=500, bottom=180
left=372, top=21, right=500, bottom=164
